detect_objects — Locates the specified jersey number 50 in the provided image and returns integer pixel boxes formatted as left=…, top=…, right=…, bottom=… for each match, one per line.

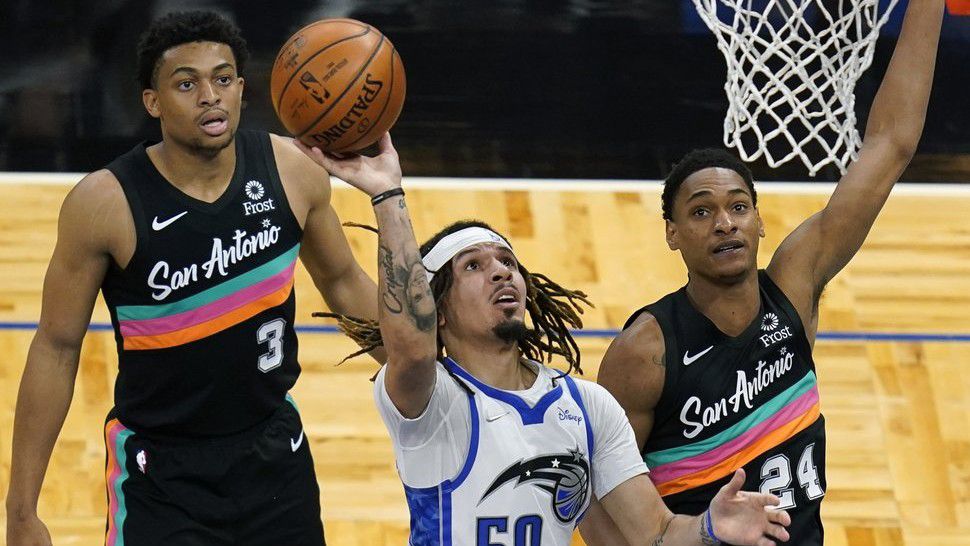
left=478, top=515, right=542, bottom=546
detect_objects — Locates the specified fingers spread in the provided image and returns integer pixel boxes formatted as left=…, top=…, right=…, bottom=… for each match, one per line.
left=768, top=507, right=791, bottom=526
left=767, top=523, right=790, bottom=542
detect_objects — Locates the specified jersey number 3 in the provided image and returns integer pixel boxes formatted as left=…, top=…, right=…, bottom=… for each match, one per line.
left=257, top=318, right=286, bottom=372
left=759, top=443, right=824, bottom=509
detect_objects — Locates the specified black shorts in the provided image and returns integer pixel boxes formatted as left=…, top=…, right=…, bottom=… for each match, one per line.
left=103, top=397, right=325, bottom=546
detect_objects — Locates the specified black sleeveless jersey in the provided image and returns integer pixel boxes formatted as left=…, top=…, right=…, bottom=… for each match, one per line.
left=102, top=130, right=303, bottom=438
left=624, top=271, right=825, bottom=545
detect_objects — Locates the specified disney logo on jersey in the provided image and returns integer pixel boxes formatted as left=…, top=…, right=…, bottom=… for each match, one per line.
left=147, top=222, right=281, bottom=301
left=480, top=449, right=590, bottom=524
left=243, top=180, right=276, bottom=216
left=557, top=407, right=583, bottom=425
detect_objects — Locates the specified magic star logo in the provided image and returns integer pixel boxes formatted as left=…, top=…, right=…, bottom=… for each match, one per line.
left=479, top=448, right=590, bottom=523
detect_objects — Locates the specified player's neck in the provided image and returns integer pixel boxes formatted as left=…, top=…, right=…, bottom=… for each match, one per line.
left=446, top=342, right=535, bottom=391
left=147, top=138, right=236, bottom=202
left=685, top=268, right=760, bottom=337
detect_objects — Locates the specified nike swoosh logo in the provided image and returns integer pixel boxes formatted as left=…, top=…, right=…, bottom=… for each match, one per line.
left=290, top=429, right=305, bottom=452
left=152, top=211, right=188, bottom=231
left=683, top=345, right=714, bottom=366
left=485, top=410, right=510, bottom=422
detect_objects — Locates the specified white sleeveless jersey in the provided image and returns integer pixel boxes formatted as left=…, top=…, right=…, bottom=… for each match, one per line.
left=403, top=358, right=594, bottom=546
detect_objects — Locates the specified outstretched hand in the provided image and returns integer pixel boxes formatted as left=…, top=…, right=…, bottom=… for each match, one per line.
left=294, top=133, right=402, bottom=197
left=709, top=469, right=791, bottom=546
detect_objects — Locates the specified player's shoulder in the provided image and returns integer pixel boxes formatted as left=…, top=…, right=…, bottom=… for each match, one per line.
left=63, top=169, right=125, bottom=215
left=268, top=133, right=331, bottom=201
left=608, top=310, right=665, bottom=363
left=57, top=169, right=131, bottom=250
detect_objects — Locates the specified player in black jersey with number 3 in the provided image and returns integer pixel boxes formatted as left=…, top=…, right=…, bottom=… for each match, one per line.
left=580, top=1, right=945, bottom=545
left=6, top=11, right=389, bottom=546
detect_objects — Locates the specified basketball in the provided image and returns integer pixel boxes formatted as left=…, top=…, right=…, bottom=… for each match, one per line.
left=270, top=19, right=406, bottom=153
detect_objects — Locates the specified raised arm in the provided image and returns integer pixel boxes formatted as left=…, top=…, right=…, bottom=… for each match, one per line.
left=295, top=135, right=438, bottom=418
left=6, top=171, right=128, bottom=546
left=767, top=0, right=945, bottom=317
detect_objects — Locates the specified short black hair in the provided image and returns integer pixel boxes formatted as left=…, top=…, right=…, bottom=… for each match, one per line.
left=662, top=148, right=756, bottom=220
left=137, top=11, right=249, bottom=90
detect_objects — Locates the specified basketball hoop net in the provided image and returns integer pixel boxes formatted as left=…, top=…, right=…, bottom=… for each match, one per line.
left=691, top=0, right=901, bottom=175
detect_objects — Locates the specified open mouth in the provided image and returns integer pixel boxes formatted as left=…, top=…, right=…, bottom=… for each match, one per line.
left=199, top=111, right=229, bottom=136
left=492, top=287, right=520, bottom=308
left=712, top=240, right=745, bottom=255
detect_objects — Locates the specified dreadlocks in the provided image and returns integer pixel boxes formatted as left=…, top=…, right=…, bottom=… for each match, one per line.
left=315, top=220, right=593, bottom=375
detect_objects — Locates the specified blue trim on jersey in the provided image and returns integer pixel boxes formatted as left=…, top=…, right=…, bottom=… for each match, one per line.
left=449, top=387, right=481, bottom=489
left=444, top=357, right=563, bottom=426
left=564, top=375, right=595, bottom=525
left=401, top=383, right=481, bottom=545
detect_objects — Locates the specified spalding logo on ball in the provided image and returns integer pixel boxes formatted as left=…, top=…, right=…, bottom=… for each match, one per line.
left=271, top=18, right=406, bottom=153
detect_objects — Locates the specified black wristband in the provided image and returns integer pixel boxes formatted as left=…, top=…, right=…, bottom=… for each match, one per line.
left=371, top=187, right=405, bottom=206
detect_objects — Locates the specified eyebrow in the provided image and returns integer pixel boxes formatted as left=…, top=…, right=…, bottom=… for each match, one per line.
left=169, top=62, right=235, bottom=78
left=453, top=244, right=513, bottom=263
left=686, top=187, right=750, bottom=203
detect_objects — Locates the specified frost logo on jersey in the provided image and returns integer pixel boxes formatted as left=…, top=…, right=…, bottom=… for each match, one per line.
left=759, top=312, right=792, bottom=347
left=245, top=180, right=265, bottom=200
left=480, top=449, right=590, bottom=524
left=761, top=312, right=780, bottom=331
left=243, top=180, right=276, bottom=216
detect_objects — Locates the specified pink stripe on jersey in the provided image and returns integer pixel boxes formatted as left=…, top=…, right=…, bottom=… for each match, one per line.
left=648, top=386, right=820, bottom=484
left=118, top=261, right=295, bottom=337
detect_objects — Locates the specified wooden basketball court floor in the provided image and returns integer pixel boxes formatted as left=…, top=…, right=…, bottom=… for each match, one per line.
left=1, top=175, right=969, bottom=546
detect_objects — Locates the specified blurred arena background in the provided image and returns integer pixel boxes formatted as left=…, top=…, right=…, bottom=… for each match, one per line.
left=1, top=1, right=969, bottom=545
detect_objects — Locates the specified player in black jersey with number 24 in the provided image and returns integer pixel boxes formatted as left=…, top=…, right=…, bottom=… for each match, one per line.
left=580, top=1, right=945, bottom=545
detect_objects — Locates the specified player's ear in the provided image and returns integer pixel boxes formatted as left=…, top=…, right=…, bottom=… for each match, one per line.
left=143, top=89, right=161, bottom=119
left=757, top=208, right=765, bottom=238
left=666, top=219, right=679, bottom=250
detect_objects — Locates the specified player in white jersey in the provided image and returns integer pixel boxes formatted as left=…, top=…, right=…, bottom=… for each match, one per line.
left=298, top=134, right=791, bottom=546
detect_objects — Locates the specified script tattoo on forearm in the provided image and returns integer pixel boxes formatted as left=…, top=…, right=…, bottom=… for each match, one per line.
left=378, top=210, right=437, bottom=332
left=379, top=244, right=404, bottom=314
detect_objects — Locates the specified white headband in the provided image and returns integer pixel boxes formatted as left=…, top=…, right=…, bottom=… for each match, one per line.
left=421, top=227, right=513, bottom=281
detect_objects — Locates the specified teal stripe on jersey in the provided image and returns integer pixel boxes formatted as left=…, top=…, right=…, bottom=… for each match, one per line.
left=117, top=244, right=300, bottom=321
left=645, top=370, right=817, bottom=467
left=111, top=428, right=134, bottom=546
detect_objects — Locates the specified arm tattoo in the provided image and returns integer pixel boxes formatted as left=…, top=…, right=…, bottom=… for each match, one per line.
left=378, top=244, right=403, bottom=314
left=379, top=243, right=437, bottom=332
left=652, top=515, right=674, bottom=546
left=404, top=260, right=437, bottom=331
left=700, top=522, right=718, bottom=545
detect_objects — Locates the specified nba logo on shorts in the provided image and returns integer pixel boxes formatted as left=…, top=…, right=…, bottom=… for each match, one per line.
left=136, top=450, right=147, bottom=474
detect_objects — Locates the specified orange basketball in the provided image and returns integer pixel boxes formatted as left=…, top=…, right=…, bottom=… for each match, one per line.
left=270, top=19, right=406, bottom=153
